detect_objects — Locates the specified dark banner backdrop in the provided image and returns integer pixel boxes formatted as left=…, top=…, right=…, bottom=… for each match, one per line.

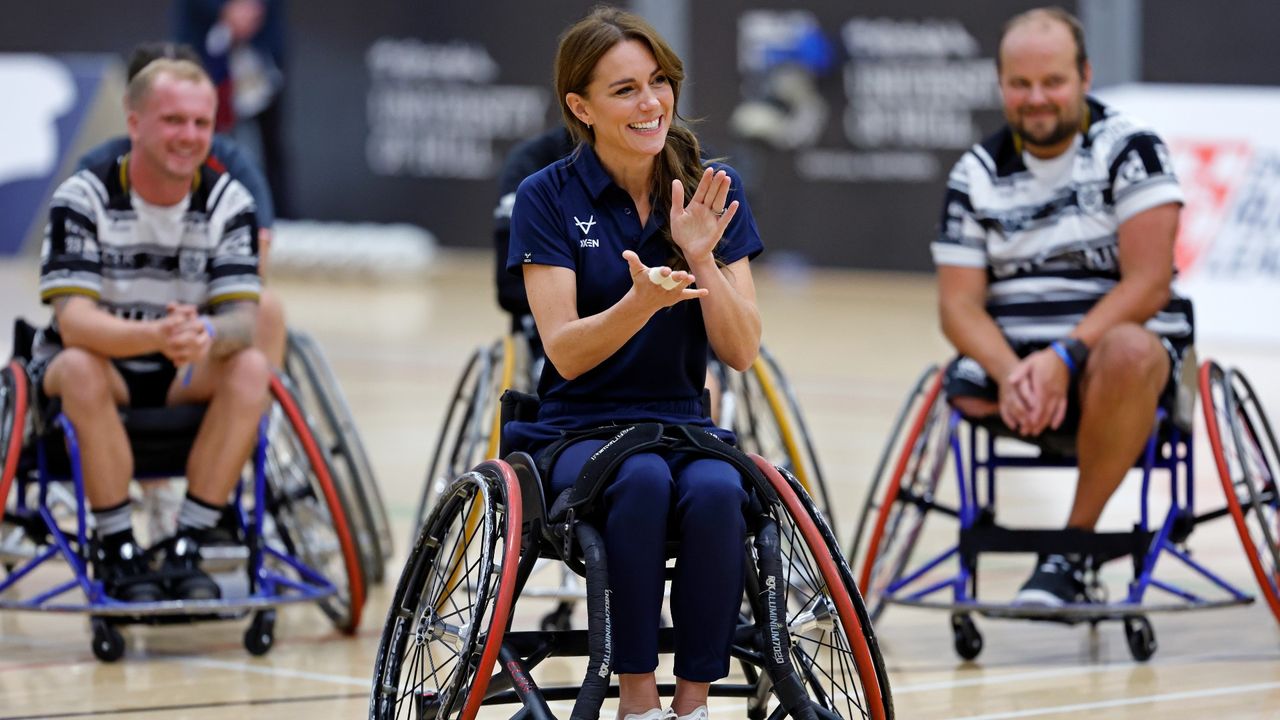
left=7, top=1, right=1279, bottom=269
left=687, top=0, right=1075, bottom=271
left=285, top=1, right=598, bottom=242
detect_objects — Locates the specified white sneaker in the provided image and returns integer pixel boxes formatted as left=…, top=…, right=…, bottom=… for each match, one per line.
left=621, top=709, right=675, bottom=720
left=672, top=706, right=708, bottom=720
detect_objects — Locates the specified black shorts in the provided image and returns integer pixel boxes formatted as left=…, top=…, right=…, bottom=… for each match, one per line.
left=942, top=337, right=1186, bottom=429
left=28, top=351, right=177, bottom=411
left=113, top=355, right=179, bottom=408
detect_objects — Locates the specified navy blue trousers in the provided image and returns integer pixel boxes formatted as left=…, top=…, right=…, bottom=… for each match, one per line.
left=549, top=439, right=748, bottom=681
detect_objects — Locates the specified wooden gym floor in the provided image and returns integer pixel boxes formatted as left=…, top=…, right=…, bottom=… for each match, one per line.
left=0, top=252, right=1277, bottom=719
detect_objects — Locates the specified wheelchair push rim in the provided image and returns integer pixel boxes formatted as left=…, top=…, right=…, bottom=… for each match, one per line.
left=1201, top=361, right=1280, bottom=626
left=370, top=461, right=522, bottom=720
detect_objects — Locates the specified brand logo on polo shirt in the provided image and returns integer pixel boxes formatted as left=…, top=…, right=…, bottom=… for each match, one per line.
left=573, top=215, right=596, bottom=235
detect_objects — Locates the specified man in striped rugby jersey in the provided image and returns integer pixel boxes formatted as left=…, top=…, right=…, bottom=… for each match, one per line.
left=932, top=7, right=1189, bottom=606
left=33, top=58, right=270, bottom=603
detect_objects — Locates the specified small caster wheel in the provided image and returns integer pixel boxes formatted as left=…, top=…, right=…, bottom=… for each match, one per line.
left=539, top=602, right=573, bottom=632
left=244, top=609, right=276, bottom=656
left=1123, top=615, right=1156, bottom=661
left=951, top=613, right=983, bottom=660
left=91, top=618, right=125, bottom=662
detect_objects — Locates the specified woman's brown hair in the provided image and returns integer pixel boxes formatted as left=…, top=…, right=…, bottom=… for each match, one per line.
left=554, top=5, right=705, bottom=269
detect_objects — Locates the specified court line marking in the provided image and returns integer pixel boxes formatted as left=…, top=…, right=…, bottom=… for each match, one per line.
left=945, top=680, right=1280, bottom=719
left=179, top=649, right=1280, bottom=695
left=893, top=649, right=1280, bottom=694
left=180, top=656, right=372, bottom=687
left=0, top=693, right=366, bottom=720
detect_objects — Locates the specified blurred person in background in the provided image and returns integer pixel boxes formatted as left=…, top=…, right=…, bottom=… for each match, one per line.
left=932, top=6, right=1190, bottom=607
left=174, top=0, right=291, bottom=218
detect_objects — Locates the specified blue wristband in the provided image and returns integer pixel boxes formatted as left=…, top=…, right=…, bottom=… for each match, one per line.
left=1049, top=340, right=1076, bottom=375
left=201, top=316, right=216, bottom=339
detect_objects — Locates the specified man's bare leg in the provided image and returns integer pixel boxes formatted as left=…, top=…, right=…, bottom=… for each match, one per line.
left=41, top=349, right=130, bottom=508
left=1068, top=323, right=1169, bottom=529
left=174, top=348, right=272, bottom=506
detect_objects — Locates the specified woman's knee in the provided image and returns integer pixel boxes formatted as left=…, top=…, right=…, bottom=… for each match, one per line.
left=678, top=459, right=747, bottom=514
left=608, top=453, right=673, bottom=503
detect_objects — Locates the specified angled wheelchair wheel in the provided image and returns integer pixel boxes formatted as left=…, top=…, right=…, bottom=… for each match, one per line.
left=727, top=347, right=835, bottom=530
left=0, top=360, right=29, bottom=511
left=410, top=338, right=514, bottom=542
left=263, top=375, right=367, bottom=632
left=854, top=367, right=951, bottom=621
left=1201, top=361, right=1280, bottom=625
left=370, top=461, right=522, bottom=720
left=285, top=329, right=391, bottom=583
left=754, top=456, right=894, bottom=720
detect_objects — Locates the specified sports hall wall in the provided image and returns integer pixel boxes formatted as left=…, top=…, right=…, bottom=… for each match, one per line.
left=2, top=0, right=1278, bottom=278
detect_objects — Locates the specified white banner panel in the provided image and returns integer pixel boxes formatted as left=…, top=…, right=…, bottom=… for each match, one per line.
left=1098, top=84, right=1280, bottom=346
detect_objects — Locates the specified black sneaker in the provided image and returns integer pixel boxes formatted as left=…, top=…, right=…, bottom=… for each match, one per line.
left=1014, top=553, right=1086, bottom=607
left=92, top=539, right=164, bottom=603
left=158, top=534, right=221, bottom=601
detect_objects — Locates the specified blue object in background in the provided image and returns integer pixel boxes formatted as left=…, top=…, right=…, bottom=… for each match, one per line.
left=0, top=54, right=111, bottom=256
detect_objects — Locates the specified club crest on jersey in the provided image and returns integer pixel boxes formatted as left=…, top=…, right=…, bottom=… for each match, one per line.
left=179, top=249, right=207, bottom=278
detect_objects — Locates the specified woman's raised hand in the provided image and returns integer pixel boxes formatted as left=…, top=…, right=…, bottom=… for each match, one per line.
left=670, top=167, right=739, bottom=262
left=622, top=250, right=707, bottom=308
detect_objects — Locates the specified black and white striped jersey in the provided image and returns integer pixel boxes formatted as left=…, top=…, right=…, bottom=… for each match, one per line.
left=932, top=97, right=1191, bottom=344
left=40, top=155, right=259, bottom=315
left=35, top=155, right=260, bottom=363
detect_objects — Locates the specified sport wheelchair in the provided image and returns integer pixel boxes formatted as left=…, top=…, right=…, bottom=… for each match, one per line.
left=0, top=320, right=366, bottom=661
left=370, top=393, right=893, bottom=719
left=849, top=354, right=1279, bottom=662
left=408, top=326, right=838, bottom=634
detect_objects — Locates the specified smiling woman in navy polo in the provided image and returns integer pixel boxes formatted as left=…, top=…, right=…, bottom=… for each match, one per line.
left=504, top=8, right=763, bottom=720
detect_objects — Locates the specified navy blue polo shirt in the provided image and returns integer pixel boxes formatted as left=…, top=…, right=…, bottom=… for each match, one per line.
left=506, top=143, right=762, bottom=433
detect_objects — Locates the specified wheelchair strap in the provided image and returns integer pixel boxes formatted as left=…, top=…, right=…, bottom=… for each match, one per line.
left=545, top=422, right=778, bottom=527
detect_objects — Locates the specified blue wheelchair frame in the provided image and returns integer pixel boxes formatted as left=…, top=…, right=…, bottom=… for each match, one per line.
left=0, top=409, right=338, bottom=616
left=861, top=367, right=1258, bottom=660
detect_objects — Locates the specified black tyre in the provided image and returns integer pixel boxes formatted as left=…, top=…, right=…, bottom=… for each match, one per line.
left=1123, top=615, right=1156, bottom=661
left=951, top=613, right=983, bottom=660
left=90, top=618, right=125, bottom=663
left=370, top=461, right=522, bottom=720
left=245, top=609, right=276, bottom=656
left=285, top=330, right=391, bottom=583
